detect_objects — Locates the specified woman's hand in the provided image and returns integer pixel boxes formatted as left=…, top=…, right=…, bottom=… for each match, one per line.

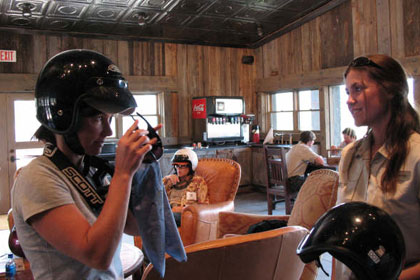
left=114, top=120, right=154, bottom=176
left=166, top=174, right=180, bottom=185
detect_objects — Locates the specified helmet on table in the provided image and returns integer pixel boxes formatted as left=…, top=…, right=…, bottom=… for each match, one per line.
left=35, top=49, right=136, bottom=154
left=171, top=148, right=198, bottom=171
left=297, top=201, right=405, bottom=280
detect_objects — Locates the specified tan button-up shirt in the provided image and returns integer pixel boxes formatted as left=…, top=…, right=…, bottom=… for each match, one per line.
left=336, top=132, right=420, bottom=278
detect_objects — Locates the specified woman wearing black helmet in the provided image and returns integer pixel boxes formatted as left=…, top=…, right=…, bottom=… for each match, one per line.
left=163, top=148, right=209, bottom=226
left=11, top=50, right=160, bottom=279
left=335, top=54, right=420, bottom=279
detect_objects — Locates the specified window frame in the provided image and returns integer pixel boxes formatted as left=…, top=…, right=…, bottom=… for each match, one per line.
left=109, top=91, right=164, bottom=140
left=269, top=89, right=321, bottom=133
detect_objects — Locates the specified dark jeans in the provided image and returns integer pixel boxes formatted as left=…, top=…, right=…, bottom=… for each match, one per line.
left=287, top=175, right=306, bottom=193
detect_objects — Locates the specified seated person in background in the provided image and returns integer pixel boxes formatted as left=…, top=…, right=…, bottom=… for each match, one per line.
left=330, top=127, right=357, bottom=155
left=286, top=131, right=325, bottom=192
left=163, top=148, right=209, bottom=226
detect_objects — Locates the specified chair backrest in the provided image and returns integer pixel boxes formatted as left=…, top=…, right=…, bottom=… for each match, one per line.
left=194, top=158, right=241, bottom=203
left=141, top=226, right=308, bottom=280
left=287, top=169, right=339, bottom=229
left=264, top=146, right=289, bottom=188
left=287, top=168, right=339, bottom=280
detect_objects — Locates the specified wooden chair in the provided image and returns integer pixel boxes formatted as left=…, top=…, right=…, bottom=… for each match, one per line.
left=141, top=225, right=308, bottom=280
left=263, top=145, right=295, bottom=214
left=217, top=169, right=339, bottom=280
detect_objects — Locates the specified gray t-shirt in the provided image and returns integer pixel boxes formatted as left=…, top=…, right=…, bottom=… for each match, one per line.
left=11, top=155, right=123, bottom=280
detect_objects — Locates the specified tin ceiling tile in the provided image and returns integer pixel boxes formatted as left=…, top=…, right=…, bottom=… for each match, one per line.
left=0, top=0, right=346, bottom=48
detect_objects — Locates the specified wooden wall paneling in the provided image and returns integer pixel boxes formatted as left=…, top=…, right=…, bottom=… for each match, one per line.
left=164, top=43, right=177, bottom=76
left=389, top=0, right=405, bottom=58
left=46, top=35, right=63, bottom=62
left=117, top=40, right=130, bottom=75
left=139, top=41, right=150, bottom=76
left=254, top=45, right=264, bottom=80
left=220, top=47, right=231, bottom=96
left=320, top=0, right=353, bottom=68
left=403, top=0, right=420, bottom=57
left=102, top=39, right=119, bottom=67
left=301, top=18, right=322, bottom=73
left=163, top=91, right=179, bottom=142
left=202, top=46, right=210, bottom=97
left=131, top=41, right=148, bottom=76
left=230, top=48, right=240, bottom=99
left=277, top=34, right=289, bottom=78
left=18, top=34, right=34, bottom=73
left=33, top=34, right=47, bottom=74
left=61, top=35, right=83, bottom=51
left=376, top=0, right=391, bottom=55
left=262, top=39, right=278, bottom=78
left=256, top=66, right=347, bottom=92
left=126, top=76, right=177, bottom=91
left=288, top=28, right=303, bottom=76
left=351, top=0, right=378, bottom=57
left=153, top=42, right=164, bottom=76
left=186, top=44, right=204, bottom=99
left=176, top=44, right=190, bottom=140
left=239, top=48, right=256, bottom=115
left=207, top=46, right=222, bottom=96
left=82, top=38, right=104, bottom=54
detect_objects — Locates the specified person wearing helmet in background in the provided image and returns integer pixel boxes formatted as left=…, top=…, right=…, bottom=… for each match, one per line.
left=11, top=49, right=160, bottom=279
left=163, top=148, right=209, bottom=226
left=335, top=54, right=420, bottom=279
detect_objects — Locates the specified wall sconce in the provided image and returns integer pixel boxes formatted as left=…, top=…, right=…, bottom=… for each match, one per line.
left=21, top=2, right=34, bottom=18
left=137, top=12, right=147, bottom=26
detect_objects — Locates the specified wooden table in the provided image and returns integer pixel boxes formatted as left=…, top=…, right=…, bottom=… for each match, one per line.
left=0, top=242, right=143, bottom=280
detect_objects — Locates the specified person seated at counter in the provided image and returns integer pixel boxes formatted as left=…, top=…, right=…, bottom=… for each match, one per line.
left=330, top=127, right=357, bottom=155
left=163, top=148, right=209, bottom=226
left=286, top=131, right=325, bottom=192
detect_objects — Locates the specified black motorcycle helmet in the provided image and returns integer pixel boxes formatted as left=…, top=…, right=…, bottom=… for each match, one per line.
left=297, top=201, right=405, bottom=280
left=35, top=49, right=136, bottom=154
left=36, top=49, right=136, bottom=134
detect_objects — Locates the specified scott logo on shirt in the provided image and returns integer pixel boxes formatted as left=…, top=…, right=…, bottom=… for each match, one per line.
left=62, top=167, right=104, bottom=205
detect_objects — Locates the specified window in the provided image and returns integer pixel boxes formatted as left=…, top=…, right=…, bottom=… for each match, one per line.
left=328, top=78, right=414, bottom=147
left=121, top=94, right=160, bottom=134
left=298, top=90, right=320, bottom=131
left=270, top=90, right=320, bottom=131
left=271, top=91, right=293, bottom=130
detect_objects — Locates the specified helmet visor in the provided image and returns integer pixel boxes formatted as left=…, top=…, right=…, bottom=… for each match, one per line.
left=83, top=77, right=137, bottom=115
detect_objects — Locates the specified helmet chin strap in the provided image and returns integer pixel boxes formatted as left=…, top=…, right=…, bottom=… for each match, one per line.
left=64, top=133, right=85, bottom=155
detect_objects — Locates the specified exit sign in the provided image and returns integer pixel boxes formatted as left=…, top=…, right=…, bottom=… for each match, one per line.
left=0, top=50, right=16, bottom=62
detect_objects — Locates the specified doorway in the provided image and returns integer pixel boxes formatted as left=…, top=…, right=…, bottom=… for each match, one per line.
left=0, top=93, right=43, bottom=214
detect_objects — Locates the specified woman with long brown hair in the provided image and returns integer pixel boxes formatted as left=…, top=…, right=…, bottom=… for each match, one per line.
left=336, top=54, right=420, bottom=279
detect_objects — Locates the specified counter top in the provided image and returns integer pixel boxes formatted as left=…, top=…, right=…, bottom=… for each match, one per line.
left=100, top=142, right=293, bottom=158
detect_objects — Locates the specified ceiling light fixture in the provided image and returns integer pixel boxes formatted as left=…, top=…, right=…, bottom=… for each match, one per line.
left=137, top=12, right=147, bottom=26
left=256, top=24, right=263, bottom=37
left=21, top=2, right=34, bottom=18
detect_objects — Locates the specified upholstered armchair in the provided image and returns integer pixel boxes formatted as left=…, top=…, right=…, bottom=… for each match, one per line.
left=217, top=169, right=339, bottom=280
left=179, top=157, right=241, bottom=246
left=141, top=226, right=308, bottom=280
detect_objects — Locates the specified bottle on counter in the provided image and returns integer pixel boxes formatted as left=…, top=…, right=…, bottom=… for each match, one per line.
left=5, top=253, right=16, bottom=279
left=252, top=125, right=260, bottom=143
